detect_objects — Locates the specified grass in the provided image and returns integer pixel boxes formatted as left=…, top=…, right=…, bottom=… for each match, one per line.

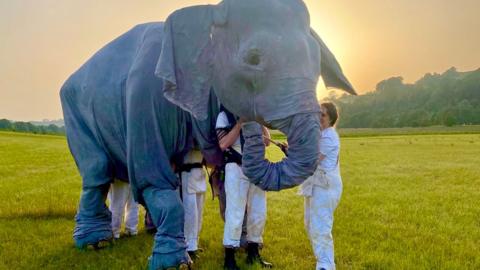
left=0, top=130, right=479, bottom=269
left=337, top=125, right=480, bottom=137
left=269, top=125, right=480, bottom=140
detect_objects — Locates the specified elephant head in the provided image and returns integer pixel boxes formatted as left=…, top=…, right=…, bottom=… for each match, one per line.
left=156, top=0, right=355, bottom=190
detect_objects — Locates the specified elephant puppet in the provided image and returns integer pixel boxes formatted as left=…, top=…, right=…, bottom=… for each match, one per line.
left=60, top=0, right=355, bottom=269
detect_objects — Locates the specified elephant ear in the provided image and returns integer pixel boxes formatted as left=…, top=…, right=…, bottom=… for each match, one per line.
left=155, top=5, right=226, bottom=120
left=310, top=29, right=357, bottom=95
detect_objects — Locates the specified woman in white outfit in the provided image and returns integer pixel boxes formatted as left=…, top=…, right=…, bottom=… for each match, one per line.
left=216, top=108, right=272, bottom=270
left=300, top=102, right=343, bottom=270
left=108, top=180, right=139, bottom=239
left=180, top=149, right=206, bottom=260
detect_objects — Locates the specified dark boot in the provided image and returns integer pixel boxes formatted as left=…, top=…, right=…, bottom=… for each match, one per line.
left=246, top=242, right=273, bottom=268
left=224, top=247, right=240, bottom=270
left=188, top=250, right=200, bottom=261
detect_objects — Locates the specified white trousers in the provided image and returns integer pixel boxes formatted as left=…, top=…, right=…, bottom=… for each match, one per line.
left=223, top=162, right=267, bottom=247
left=303, top=168, right=342, bottom=270
left=181, top=168, right=207, bottom=251
left=108, top=179, right=139, bottom=238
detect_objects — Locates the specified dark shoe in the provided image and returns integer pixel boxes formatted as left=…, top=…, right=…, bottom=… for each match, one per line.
left=224, top=247, right=240, bottom=270
left=188, top=250, right=200, bottom=261
left=246, top=242, right=273, bottom=268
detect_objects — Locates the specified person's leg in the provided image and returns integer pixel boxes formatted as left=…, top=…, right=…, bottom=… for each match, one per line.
left=182, top=171, right=199, bottom=252
left=223, top=163, right=249, bottom=270
left=193, top=168, right=206, bottom=251
left=196, top=191, right=205, bottom=241
left=309, top=185, right=337, bottom=270
left=246, top=182, right=266, bottom=244
left=245, top=182, right=272, bottom=267
left=108, top=180, right=129, bottom=239
left=143, top=187, right=190, bottom=270
left=304, top=196, right=312, bottom=242
left=124, top=183, right=139, bottom=236
left=223, top=163, right=249, bottom=247
left=240, top=213, right=249, bottom=249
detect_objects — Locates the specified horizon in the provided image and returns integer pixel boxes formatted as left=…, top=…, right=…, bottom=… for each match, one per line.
left=1, top=0, right=479, bottom=121
left=4, top=65, right=477, bottom=124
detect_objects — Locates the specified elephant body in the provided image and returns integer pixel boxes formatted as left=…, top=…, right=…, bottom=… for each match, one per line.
left=61, top=22, right=221, bottom=267
left=61, top=1, right=355, bottom=269
left=62, top=22, right=220, bottom=194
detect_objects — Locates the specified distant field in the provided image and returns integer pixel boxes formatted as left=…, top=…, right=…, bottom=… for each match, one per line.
left=270, top=125, right=480, bottom=140
left=338, top=125, right=480, bottom=137
left=1, top=131, right=479, bottom=269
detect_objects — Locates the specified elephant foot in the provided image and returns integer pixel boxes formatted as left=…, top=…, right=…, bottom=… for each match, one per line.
left=74, top=230, right=114, bottom=250
left=85, top=239, right=114, bottom=250
left=165, top=263, right=191, bottom=270
left=148, top=251, right=193, bottom=270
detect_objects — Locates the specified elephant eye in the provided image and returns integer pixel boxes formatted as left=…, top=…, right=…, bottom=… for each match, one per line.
left=244, top=49, right=261, bottom=66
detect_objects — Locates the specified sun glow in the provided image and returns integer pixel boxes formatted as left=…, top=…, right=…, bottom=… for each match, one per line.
left=0, top=0, right=479, bottom=120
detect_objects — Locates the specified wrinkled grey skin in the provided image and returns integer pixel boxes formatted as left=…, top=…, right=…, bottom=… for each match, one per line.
left=61, top=0, right=354, bottom=269
left=159, top=0, right=355, bottom=192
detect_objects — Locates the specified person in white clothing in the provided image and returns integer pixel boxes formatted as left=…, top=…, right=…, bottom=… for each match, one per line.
left=299, top=102, right=343, bottom=270
left=180, top=148, right=206, bottom=260
left=216, top=107, right=272, bottom=270
left=108, top=179, right=139, bottom=239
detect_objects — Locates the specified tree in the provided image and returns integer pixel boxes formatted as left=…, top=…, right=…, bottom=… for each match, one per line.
left=331, top=67, right=480, bottom=128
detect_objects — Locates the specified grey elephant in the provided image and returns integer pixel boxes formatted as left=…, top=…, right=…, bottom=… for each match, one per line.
left=60, top=0, right=355, bottom=269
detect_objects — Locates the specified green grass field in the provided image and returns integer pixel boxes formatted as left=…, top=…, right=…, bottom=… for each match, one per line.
left=1, top=130, right=479, bottom=269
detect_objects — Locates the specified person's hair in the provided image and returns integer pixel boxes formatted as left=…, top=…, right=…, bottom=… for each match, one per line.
left=321, top=102, right=339, bottom=127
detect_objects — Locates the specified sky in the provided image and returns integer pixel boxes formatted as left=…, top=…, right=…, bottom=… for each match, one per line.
left=1, top=0, right=479, bottom=121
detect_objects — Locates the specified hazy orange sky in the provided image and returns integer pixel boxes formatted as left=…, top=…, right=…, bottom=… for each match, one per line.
left=1, top=0, right=479, bottom=121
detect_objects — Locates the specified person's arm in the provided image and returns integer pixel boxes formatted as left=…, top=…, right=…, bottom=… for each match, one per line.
left=218, top=121, right=242, bottom=151
left=216, top=112, right=244, bottom=151
left=319, top=131, right=338, bottom=162
left=262, top=126, right=271, bottom=146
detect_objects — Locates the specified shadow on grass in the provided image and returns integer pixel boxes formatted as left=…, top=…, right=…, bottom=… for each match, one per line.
left=35, top=232, right=154, bottom=270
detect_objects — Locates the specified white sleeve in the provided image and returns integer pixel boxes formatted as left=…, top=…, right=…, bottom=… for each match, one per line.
left=319, top=130, right=339, bottom=158
left=215, top=111, right=229, bottom=129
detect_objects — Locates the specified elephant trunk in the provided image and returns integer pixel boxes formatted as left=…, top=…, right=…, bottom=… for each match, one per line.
left=241, top=113, right=320, bottom=191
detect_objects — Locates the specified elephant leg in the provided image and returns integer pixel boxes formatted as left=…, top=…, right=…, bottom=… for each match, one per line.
left=74, top=183, right=113, bottom=249
left=143, top=186, right=190, bottom=270
left=61, top=86, right=114, bottom=249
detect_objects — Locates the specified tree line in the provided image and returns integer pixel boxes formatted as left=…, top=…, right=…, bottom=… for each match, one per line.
left=1, top=67, right=479, bottom=135
left=328, top=67, right=480, bottom=128
left=0, top=119, right=65, bottom=135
